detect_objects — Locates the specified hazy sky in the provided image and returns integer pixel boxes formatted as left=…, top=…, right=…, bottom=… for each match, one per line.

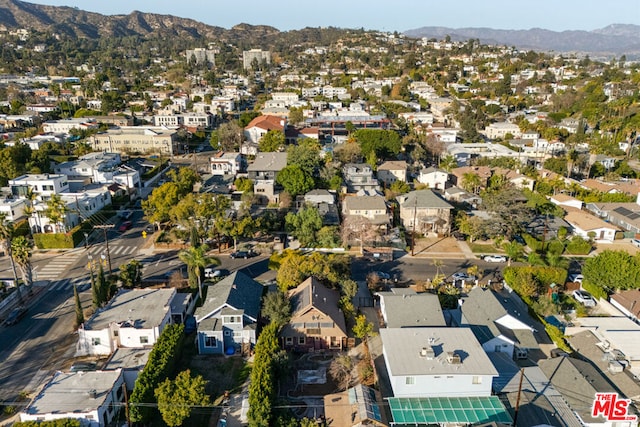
left=25, top=0, right=640, bottom=32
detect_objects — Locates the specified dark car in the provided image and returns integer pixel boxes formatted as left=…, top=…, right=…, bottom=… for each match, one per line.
left=452, top=231, right=467, bottom=241
left=144, top=224, right=155, bottom=233
left=230, top=250, right=256, bottom=259
left=4, top=305, right=27, bottom=326
left=118, top=221, right=133, bottom=232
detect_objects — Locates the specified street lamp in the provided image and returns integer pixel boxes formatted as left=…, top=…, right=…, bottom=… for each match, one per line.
left=84, top=232, right=89, bottom=249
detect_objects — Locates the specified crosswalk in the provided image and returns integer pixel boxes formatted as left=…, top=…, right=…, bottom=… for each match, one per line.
left=48, top=276, right=92, bottom=293
left=34, top=245, right=139, bottom=280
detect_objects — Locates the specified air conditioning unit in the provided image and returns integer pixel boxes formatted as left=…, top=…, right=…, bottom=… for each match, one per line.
left=447, top=352, right=461, bottom=364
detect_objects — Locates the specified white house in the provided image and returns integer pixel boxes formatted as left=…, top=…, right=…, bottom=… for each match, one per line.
left=417, top=167, right=449, bottom=190
left=380, top=327, right=498, bottom=398
left=20, top=370, right=124, bottom=427
left=549, top=193, right=583, bottom=210
left=564, top=207, right=619, bottom=242
left=42, top=118, right=98, bottom=134
left=0, top=197, right=27, bottom=222
left=210, top=152, right=243, bottom=176
left=377, top=160, right=408, bottom=185
left=76, top=288, right=176, bottom=356
left=9, top=174, right=70, bottom=199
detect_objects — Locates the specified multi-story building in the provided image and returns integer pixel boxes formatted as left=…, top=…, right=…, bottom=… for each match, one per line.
left=87, top=127, right=179, bottom=156
left=242, top=49, right=271, bottom=69
left=185, top=48, right=216, bottom=65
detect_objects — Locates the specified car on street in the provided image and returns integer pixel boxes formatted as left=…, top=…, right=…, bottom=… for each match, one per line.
left=483, top=255, right=507, bottom=263
left=452, top=231, right=467, bottom=241
left=452, top=272, right=476, bottom=282
left=4, top=305, right=27, bottom=326
left=573, top=289, right=596, bottom=307
left=144, top=224, right=155, bottom=233
left=632, top=239, right=640, bottom=248
left=230, top=250, right=257, bottom=259
left=118, top=221, right=133, bottom=232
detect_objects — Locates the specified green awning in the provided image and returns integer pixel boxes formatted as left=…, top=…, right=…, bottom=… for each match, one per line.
left=388, top=396, right=512, bottom=425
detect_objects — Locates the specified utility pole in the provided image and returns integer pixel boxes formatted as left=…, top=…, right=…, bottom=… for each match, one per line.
left=411, top=195, right=418, bottom=256
left=122, top=382, right=131, bottom=427
left=94, top=225, right=113, bottom=275
left=513, top=368, right=525, bottom=426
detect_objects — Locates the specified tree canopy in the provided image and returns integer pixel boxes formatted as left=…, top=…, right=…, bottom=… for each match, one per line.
left=353, top=129, right=402, bottom=159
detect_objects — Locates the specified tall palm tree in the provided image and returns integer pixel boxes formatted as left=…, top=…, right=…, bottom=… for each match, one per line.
left=23, top=187, right=40, bottom=236
left=439, top=154, right=458, bottom=172
left=11, top=236, right=33, bottom=288
left=0, top=213, right=20, bottom=301
left=178, top=246, right=219, bottom=300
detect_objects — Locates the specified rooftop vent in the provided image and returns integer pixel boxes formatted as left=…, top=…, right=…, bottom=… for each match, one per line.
left=88, top=389, right=97, bottom=399
left=447, top=352, right=461, bottom=364
left=420, top=347, right=436, bottom=360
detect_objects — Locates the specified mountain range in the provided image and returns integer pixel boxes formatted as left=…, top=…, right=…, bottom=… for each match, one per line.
left=0, top=0, right=638, bottom=58
left=404, top=24, right=640, bottom=58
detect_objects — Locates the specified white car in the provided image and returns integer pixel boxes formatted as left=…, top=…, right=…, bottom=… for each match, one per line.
left=573, top=289, right=596, bottom=307
left=204, top=268, right=228, bottom=279
left=632, top=239, right=640, bottom=248
left=484, top=255, right=507, bottom=263
left=452, top=272, right=476, bottom=282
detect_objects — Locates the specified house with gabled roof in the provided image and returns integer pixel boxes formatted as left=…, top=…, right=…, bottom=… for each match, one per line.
left=380, top=327, right=499, bottom=398
left=563, top=206, right=619, bottom=242
left=194, top=271, right=264, bottom=355
left=377, top=288, right=446, bottom=328
left=417, top=166, right=449, bottom=190
left=377, top=160, right=408, bottom=185
left=397, top=189, right=453, bottom=236
left=342, top=195, right=389, bottom=228
left=243, top=115, right=286, bottom=145
left=611, top=290, right=640, bottom=323
left=281, top=276, right=348, bottom=351
left=456, top=287, right=538, bottom=359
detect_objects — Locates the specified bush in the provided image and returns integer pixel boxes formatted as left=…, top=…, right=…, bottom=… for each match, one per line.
left=544, top=323, right=571, bottom=352
left=582, top=281, right=608, bottom=300
left=14, top=420, right=81, bottom=427
left=565, top=236, right=592, bottom=255
left=522, top=233, right=541, bottom=251
left=34, top=232, right=75, bottom=249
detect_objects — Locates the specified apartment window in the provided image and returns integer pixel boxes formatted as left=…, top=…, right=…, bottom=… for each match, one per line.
left=405, top=376, right=415, bottom=385
left=472, top=376, right=482, bottom=384
left=285, top=337, right=293, bottom=345
left=204, top=336, right=217, bottom=348
left=92, top=338, right=101, bottom=346
left=140, top=336, right=149, bottom=344
left=233, top=331, right=242, bottom=338
left=298, top=336, right=306, bottom=345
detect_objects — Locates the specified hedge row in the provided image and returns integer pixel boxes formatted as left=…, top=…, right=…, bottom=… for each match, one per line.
left=129, top=323, right=185, bottom=423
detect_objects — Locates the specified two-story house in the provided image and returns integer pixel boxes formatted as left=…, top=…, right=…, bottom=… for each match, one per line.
left=417, top=166, right=449, bottom=190
left=246, top=152, right=288, bottom=205
left=342, top=195, right=389, bottom=229
left=195, top=272, right=264, bottom=355
left=210, top=152, right=244, bottom=176
left=243, top=115, right=286, bottom=145
left=380, top=327, right=499, bottom=397
left=397, top=190, right=453, bottom=236
left=281, top=277, right=348, bottom=351
left=377, top=160, right=408, bottom=185
left=76, top=289, right=177, bottom=356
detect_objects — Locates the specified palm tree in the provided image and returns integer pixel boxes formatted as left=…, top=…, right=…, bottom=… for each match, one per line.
left=0, top=213, right=20, bottom=296
left=11, top=236, right=33, bottom=288
left=439, top=154, right=458, bottom=172
left=23, top=188, right=40, bottom=236
left=46, top=194, right=69, bottom=233
left=462, top=172, right=482, bottom=194
left=178, top=246, right=219, bottom=300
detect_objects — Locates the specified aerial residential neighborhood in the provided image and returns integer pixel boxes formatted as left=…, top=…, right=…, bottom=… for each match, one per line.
left=0, top=1, right=638, bottom=427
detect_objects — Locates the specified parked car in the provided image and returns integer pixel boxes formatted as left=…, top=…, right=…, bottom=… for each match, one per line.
left=118, top=221, right=133, bottom=232
left=573, top=289, right=596, bottom=307
left=452, top=272, right=476, bottom=282
left=452, top=231, right=467, bottom=241
left=483, top=255, right=507, bottom=263
left=230, top=250, right=257, bottom=259
left=632, top=239, right=640, bottom=248
left=568, top=273, right=584, bottom=284
left=205, top=268, right=228, bottom=279
left=144, top=224, right=155, bottom=233
left=70, top=361, right=97, bottom=372
left=4, top=305, right=27, bottom=326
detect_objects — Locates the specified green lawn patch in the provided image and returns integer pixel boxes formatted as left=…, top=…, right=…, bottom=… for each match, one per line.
left=468, top=242, right=503, bottom=254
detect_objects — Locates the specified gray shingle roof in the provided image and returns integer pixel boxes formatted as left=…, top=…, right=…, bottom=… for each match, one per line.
left=398, top=189, right=453, bottom=209
left=377, top=291, right=446, bottom=328
left=195, top=271, right=264, bottom=322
